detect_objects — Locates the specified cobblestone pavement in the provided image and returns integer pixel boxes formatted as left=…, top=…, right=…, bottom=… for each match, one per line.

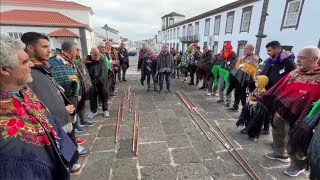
left=71, top=56, right=308, bottom=180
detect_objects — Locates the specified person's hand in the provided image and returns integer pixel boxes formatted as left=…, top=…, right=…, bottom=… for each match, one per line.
left=66, top=105, right=75, bottom=114
left=77, top=96, right=81, bottom=102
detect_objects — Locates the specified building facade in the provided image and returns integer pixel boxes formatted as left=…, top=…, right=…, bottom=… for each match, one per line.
left=0, top=0, right=95, bottom=56
left=159, top=0, right=320, bottom=60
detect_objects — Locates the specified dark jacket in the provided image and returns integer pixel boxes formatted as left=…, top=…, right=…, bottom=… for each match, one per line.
left=119, top=48, right=129, bottom=67
left=28, top=64, right=71, bottom=126
left=215, top=53, right=237, bottom=72
left=157, top=52, right=174, bottom=73
left=260, top=51, right=296, bottom=90
left=138, top=48, right=147, bottom=70
left=75, top=60, right=92, bottom=97
left=85, top=55, right=109, bottom=93
left=142, top=53, right=154, bottom=74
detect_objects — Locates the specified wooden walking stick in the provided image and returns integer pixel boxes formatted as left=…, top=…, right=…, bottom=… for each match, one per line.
left=115, top=106, right=121, bottom=143
left=132, top=111, right=137, bottom=152
left=135, top=113, right=141, bottom=157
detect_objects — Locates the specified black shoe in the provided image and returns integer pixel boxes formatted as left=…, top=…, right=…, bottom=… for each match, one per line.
left=188, top=82, right=194, bottom=85
left=141, top=80, right=144, bottom=86
left=167, top=90, right=172, bottom=93
left=225, top=103, right=231, bottom=107
left=154, top=87, right=158, bottom=92
left=217, top=99, right=224, bottom=103
left=199, top=86, right=205, bottom=90
left=261, top=129, right=270, bottom=135
left=122, top=79, right=127, bottom=82
left=159, top=90, right=162, bottom=93
left=227, top=107, right=239, bottom=112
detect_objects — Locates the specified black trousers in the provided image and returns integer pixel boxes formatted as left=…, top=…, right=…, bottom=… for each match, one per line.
left=90, top=82, right=108, bottom=113
left=188, top=64, right=197, bottom=83
left=233, top=83, right=247, bottom=109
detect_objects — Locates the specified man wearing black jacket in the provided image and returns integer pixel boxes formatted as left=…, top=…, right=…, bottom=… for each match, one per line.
left=261, top=41, right=296, bottom=90
left=86, top=48, right=110, bottom=118
left=119, top=43, right=129, bottom=82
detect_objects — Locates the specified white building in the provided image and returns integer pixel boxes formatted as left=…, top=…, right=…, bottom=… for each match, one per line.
left=160, top=0, right=320, bottom=60
left=0, top=0, right=95, bottom=56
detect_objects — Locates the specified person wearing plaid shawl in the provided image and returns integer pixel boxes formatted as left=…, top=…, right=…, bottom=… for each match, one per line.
left=261, top=46, right=320, bottom=177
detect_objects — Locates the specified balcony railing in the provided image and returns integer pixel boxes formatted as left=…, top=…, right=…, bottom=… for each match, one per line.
left=179, top=34, right=200, bottom=43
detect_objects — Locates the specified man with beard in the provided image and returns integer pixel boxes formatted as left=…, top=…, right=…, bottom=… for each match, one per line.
left=213, top=42, right=237, bottom=107
left=86, top=48, right=110, bottom=118
left=22, top=32, right=83, bottom=172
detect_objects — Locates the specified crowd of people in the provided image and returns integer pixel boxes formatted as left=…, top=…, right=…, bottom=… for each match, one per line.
left=0, top=30, right=319, bottom=179
left=0, top=32, right=129, bottom=179
left=138, top=41, right=320, bottom=179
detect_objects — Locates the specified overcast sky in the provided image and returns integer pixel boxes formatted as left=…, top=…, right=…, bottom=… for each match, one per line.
left=72, top=0, right=237, bottom=41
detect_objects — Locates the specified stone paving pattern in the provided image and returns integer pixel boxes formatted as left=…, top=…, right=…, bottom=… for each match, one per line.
left=71, top=57, right=309, bottom=180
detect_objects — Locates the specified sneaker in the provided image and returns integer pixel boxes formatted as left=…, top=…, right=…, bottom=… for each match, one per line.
left=167, top=90, right=172, bottom=93
left=183, top=78, right=188, bottom=82
left=261, top=129, right=270, bottom=135
left=76, top=138, right=86, bottom=145
left=87, top=112, right=97, bottom=119
left=79, top=121, right=95, bottom=127
left=75, top=126, right=85, bottom=133
left=78, top=145, right=90, bottom=157
left=240, top=128, right=248, bottom=134
left=265, top=152, right=290, bottom=163
left=199, top=86, right=206, bottom=90
left=122, top=79, right=127, bottom=82
left=249, top=137, right=258, bottom=141
left=103, top=111, right=110, bottom=118
left=217, top=99, right=224, bottom=103
left=214, top=93, right=219, bottom=97
left=284, top=165, right=305, bottom=177
left=227, top=107, right=239, bottom=112
left=207, top=92, right=212, bottom=96
left=225, top=103, right=231, bottom=107
left=69, top=163, right=82, bottom=173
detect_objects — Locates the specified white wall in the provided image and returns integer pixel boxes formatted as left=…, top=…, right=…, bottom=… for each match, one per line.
left=0, top=25, right=81, bottom=50
left=162, top=1, right=265, bottom=56
left=261, top=0, right=320, bottom=60
left=0, top=4, right=93, bottom=29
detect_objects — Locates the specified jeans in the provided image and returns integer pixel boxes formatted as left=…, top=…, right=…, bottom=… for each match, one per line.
left=159, top=72, right=171, bottom=91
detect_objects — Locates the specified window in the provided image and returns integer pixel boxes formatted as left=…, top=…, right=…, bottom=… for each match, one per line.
left=173, top=28, right=176, bottom=39
left=170, top=30, right=172, bottom=40
left=8, top=32, right=23, bottom=39
left=183, top=26, right=186, bottom=37
left=225, top=11, right=234, bottom=34
left=281, top=0, right=304, bottom=30
left=173, top=43, right=175, bottom=48
left=204, top=18, right=210, bottom=36
left=169, top=18, right=174, bottom=26
left=177, top=43, right=179, bottom=51
left=167, top=30, right=169, bottom=40
left=214, top=16, right=221, bottom=35
left=195, top=22, right=200, bottom=35
left=240, top=6, right=253, bottom=32
left=177, top=27, right=180, bottom=38
left=213, top=41, right=219, bottom=54
left=187, top=24, right=193, bottom=36
left=237, top=41, right=247, bottom=58
left=281, top=45, right=293, bottom=51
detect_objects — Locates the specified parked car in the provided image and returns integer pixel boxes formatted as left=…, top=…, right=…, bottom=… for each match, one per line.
left=128, top=50, right=137, bottom=56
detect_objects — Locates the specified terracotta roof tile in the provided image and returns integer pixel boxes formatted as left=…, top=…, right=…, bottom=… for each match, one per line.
left=0, top=9, right=85, bottom=28
left=48, top=28, right=79, bottom=37
left=1, top=0, right=92, bottom=13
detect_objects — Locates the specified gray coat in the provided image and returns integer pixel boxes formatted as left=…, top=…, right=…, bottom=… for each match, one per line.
left=156, top=52, right=174, bottom=73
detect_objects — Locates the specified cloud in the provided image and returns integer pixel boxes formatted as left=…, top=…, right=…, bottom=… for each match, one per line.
left=72, top=0, right=237, bottom=40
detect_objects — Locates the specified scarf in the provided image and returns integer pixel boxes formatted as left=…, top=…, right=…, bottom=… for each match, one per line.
left=256, top=75, right=269, bottom=93
left=269, top=50, right=295, bottom=64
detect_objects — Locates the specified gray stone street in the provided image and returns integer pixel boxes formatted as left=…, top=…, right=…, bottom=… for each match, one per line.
left=71, top=56, right=308, bottom=180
